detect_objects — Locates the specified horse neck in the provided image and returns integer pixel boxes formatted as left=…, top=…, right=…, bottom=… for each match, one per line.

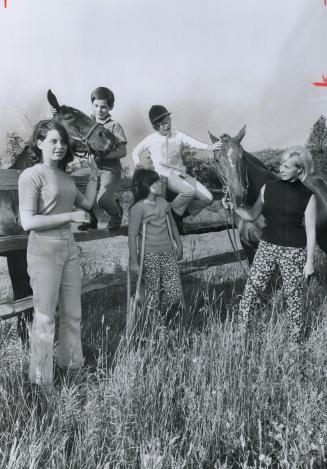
left=243, top=151, right=276, bottom=205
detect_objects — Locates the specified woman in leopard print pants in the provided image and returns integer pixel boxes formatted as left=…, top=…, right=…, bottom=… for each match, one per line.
left=235, top=146, right=317, bottom=342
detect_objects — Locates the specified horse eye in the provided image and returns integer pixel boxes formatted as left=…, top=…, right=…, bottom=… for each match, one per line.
left=64, top=113, right=73, bottom=120
left=98, top=131, right=103, bottom=137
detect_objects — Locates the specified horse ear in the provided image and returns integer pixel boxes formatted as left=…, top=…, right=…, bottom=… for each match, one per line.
left=234, top=125, right=246, bottom=143
left=208, top=131, right=220, bottom=143
left=47, top=89, right=60, bottom=111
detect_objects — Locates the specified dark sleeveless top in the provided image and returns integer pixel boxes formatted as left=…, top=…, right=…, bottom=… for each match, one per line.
left=261, top=180, right=312, bottom=248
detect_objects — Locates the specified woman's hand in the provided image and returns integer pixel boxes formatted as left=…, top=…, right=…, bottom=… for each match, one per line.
left=130, top=262, right=140, bottom=274
left=303, top=261, right=314, bottom=280
left=70, top=211, right=90, bottom=224
left=176, top=243, right=183, bottom=261
left=221, top=195, right=235, bottom=210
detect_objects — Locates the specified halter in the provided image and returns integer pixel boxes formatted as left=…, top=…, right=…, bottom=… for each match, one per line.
left=68, top=122, right=103, bottom=157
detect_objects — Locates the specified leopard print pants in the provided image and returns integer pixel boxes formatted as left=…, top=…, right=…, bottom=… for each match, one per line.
left=239, top=240, right=306, bottom=342
left=143, top=251, right=184, bottom=311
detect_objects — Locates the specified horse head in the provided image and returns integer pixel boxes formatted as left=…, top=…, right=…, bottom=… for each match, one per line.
left=47, top=90, right=117, bottom=157
left=209, top=125, right=248, bottom=208
left=209, top=125, right=273, bottom=263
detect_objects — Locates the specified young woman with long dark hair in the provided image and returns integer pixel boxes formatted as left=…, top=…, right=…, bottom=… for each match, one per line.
left=18, top=120, right=98, bottom=389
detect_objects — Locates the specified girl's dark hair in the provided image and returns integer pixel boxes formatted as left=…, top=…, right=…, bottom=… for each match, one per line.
left=29, top=120, right=74, bottom=171
left=131, top=169, right=160, bottom=206
left=90, top=87, right=115, bottom=108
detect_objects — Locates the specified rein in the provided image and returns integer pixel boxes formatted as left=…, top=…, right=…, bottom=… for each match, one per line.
left=216, top=158, right=275, bottom=302
left=222, top=187, right=257, bottom=281
left=214, top=155, right=249, bottom=275
left=217, top=157, right=262, bottom=288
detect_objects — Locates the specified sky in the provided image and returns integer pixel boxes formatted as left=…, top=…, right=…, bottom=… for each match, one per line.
left=0, top=0, right=326, bottom=163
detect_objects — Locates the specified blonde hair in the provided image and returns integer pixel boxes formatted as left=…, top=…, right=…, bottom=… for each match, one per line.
left=280, top=145, right=314, bottom=181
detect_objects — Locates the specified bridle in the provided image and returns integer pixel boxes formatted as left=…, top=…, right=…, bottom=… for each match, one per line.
left=214, top=147, right=251, bottom=276
left=68, top=122, right=103, bottom=157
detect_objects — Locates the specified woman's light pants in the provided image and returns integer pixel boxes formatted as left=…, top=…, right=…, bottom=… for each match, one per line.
left=27, top=228, right=84, bottom=385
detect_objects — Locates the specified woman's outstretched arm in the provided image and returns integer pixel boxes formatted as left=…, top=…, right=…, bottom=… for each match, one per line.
left=75, top=155, right=99, bottom=211
left=234, top=185, right=265, bottom=221
left=304, top=194, right=317, bottom=279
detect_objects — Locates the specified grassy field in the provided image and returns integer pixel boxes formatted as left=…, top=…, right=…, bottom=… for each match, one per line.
left=1, top=222, right=327, bottom=467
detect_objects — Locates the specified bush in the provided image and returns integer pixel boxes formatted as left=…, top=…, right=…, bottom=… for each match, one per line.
left=182, top=150, right=222, bottom=189
left=253, top=148, right=283, bottom=176
left=182, top=148, right=283, bottom=192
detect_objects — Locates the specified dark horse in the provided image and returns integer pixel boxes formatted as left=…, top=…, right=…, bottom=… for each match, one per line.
left=209, top=126, right=327, bottom=262
left=1, top=90, right=117, bottom=342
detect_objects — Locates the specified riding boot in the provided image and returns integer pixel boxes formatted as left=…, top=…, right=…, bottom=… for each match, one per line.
left=108, top=199, right=123, bottom=231
left=78, top=209, right=98, bottom=231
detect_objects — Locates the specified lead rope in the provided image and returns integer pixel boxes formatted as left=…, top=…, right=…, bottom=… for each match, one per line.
left=222, top=184, right=272, bottom=301
left=225, top=205, right=271, bottom=302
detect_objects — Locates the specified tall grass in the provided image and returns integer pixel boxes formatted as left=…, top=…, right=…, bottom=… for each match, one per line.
left=1, top=255, right=327, bottom=468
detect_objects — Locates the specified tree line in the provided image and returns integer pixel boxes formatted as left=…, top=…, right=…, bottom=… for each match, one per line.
left=1, top=115, right=327, bottom=184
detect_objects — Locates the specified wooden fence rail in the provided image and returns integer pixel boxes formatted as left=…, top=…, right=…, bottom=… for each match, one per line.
left=0, top=169, right=225, bottom=253
left=0, top=169, right=244, bottom=319
left=0, top=250, right=246, bottom=320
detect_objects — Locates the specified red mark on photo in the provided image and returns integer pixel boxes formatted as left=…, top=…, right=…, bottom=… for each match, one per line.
left=4, top=0, right=7, bottom=7
left=313, top=75, right=327, bottom=87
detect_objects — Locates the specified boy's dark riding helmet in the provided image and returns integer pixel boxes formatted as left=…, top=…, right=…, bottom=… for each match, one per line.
left=149, top=105, right=171, bottom=125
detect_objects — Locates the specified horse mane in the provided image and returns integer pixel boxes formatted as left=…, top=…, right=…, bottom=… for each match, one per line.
left=243, top=150, right=276, bottom=205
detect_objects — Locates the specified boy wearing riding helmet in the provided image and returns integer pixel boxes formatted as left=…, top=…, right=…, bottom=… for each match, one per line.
left=131, top=105, right=222, bottom=232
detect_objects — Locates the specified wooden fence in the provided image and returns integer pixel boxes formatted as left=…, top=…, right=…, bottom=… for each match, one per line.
left=0, top=169, right=246, bottom=319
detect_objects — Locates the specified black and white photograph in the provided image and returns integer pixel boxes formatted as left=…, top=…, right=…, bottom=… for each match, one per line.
left=0, top=0, right=327, bottom=467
